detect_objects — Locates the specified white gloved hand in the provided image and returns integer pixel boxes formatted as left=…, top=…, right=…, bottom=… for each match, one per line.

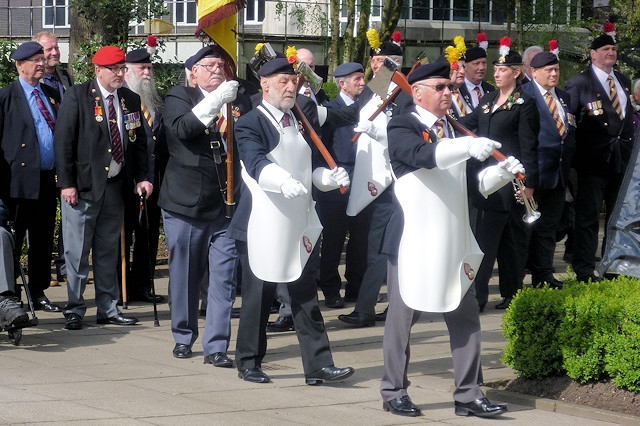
left=210, top=80, right=239, bottom=110
left=467, top=137, right=502, bottom=161
left=499, top=156, right=525, bottom=177
left=312, top=167, right=350, bottom=191
left=354, top=120, right=378, bottom=140
left=281, top=177, right=308, bottom=199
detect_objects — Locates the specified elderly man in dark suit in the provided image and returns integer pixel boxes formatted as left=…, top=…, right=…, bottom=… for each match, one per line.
left=521, top=51, right=576, bottom=288
left=382, top=60, right=514, bottom=418
left=0, top=41, right=62, bottom=312
left=458, top=45, right=495, bottom=111
left=54, top=46, right=152, bottom=330
left=159, top=45, right=251, bottom=365
left=565, top=30, right=634, bottom=283
left=229, top=54, right=354, bottom=385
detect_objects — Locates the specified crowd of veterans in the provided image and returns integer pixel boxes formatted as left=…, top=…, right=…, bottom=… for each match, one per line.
left=0, top=23, right=635, bottom=418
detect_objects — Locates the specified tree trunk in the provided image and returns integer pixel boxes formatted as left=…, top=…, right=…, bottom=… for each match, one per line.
left=343, top=0, right=356, bottom=62
left=379, top=0, right=403, bottom=42
left=354, top=0, right=372, bottom=65
left=327, top=0, right=341, bottom=78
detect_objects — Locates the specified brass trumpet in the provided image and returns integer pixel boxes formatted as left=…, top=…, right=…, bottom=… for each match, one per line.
left=512, top=179, right=541, bottom=224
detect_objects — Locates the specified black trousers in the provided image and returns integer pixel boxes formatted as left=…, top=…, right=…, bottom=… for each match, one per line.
left=528, top=185, right=566, bottom=284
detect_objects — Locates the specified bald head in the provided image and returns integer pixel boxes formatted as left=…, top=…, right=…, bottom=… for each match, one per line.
left=523, top=45, right=543, bottom=80
left=296, top=48, right=315, bottom=71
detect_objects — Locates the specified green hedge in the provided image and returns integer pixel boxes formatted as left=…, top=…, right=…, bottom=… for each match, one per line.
left=501, top=276, right=640, bottom=392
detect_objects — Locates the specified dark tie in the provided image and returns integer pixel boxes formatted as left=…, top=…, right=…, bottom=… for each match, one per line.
left=107, top=94, right=124, bottom=164
left=544, top=91, right=567, bottom=138
left=282, top=113, right=291, bottom=128
left=608, top=75, right=624, bottom=120
left=33, top=89, right=55, bottom=131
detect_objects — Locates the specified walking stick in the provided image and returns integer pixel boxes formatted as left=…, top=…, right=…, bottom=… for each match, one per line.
left=140, top=189, right=160, bottom=326
left=120, top=226, right=128, bottom=309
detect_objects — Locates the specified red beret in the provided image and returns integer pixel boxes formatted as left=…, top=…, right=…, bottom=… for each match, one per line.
left=92, top=46, right=126, bottom=66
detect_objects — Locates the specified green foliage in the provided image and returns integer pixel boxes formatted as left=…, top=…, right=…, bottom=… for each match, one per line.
left=0, top=40, right=19, bottom=88
left=501, top=276, right=640, bottom=392
left=501, top=286, right=566, bottom=378
left=71, top=35, right=110, bottom=84
left=273, top=1, right=329, bottom=35
left=322, top=81, right=339, bottom=101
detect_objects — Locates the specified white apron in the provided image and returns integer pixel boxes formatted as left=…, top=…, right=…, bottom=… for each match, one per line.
left=394, top=162, right=484, bottom=313
left=241, top=107, right=323, bottom=283
left=346, top=93, right=394, bottom=216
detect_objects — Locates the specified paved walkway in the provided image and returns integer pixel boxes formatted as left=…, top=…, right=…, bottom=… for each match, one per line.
left=1, top=253, right=638, bottom=425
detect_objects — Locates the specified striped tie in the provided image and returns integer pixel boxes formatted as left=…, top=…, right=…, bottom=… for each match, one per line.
left=608, top=75, right=624, bottom=120
left=107, top=94, right=124, bottom=164
left=141, top=102, right=153, bottom=128
left=217, top=110, right=227, bottom=134
left=474, top=86, right=482, bottom=105
left=33, top=89, right=55, bottom=131
left=453, top=90, right=466, bottom=116
left=303, top=88, right=311, bottom=97
left=434, top=119, right=445, bottom=139
left=544, top=92, right=567, bottom=138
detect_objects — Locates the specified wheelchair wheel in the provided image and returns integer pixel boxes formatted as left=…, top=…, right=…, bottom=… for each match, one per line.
left=8, top=329, right=22, bottom=346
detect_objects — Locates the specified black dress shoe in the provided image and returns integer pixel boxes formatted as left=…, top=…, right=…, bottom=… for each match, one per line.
left=495, top=297, right=512, bottom=309
left=577, top=274, right=603, bottom=283
left=375, top=306, right=388, bottom=321
left=304, top=365, right=355, bottom=385
left=204, top=352, right=233, bottom=368
left=478, top=302, right=486, bottom=313
left=35, top=297, right=62, bottom=312
left=96, top=313, right=139, bottom=325
left=537, top=277, right=563, bottom=289
left=238, top=367, right=270, bottom=383
left=64, top=313, right=83, bottom=330
left=338, top=311, right=375, bottom=327
left=382, top=395, right=421, bottom=417
left=130, top=291, right=166, bottom=303
left=266, top=316, right=294, bottom=332
left=324, top=295, right=345, bottom=309
left=454, top=397, right=507, bottom=417
left=173, top=343, right=192, bottom=359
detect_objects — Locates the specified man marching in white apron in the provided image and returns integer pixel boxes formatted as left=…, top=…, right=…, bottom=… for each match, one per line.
left=381, top=60, right=523, bottom=417
left=229, top=54, right=355, bottom=385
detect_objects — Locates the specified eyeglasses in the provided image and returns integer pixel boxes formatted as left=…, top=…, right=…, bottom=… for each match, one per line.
left=25, top=57, right=46, bottom=64
left=197, top=62, right=225, bottom=72
left=103, top=65, right=128, bottom=74
left=418, top=83, right=455, bottom=92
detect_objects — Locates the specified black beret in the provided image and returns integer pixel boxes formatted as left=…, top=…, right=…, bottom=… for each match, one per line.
left=126, top=48, right=151, bottom=64
left=465, top=46, right=487, bottom=62
left=371, top=41, right=403, bottom=57
left=12, top=41, right=44, bottom=61
left=493, top=51, right=523, bottom=66
left=257, top=57, right=296, bottom=77
left=530, top=51, right=559, bottom=69
left=408, top=61, right=451, bottom=84
left=590, top=34, right=616, bottom=50
left=191, top=45, right=223, bottom=65
left=185, top=54, right=196, bottom=71
left=333, top=62, right=364, bottom=77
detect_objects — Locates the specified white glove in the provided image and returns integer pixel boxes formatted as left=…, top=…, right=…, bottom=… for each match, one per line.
left=354, top=120, right=378, bottom=140
left=281, top=177, right=308, bottom=199
left=317, top=106, right=328, bottom=127
left=468, top=137, right=502, bottom=161
left=499, top=156, right=525, bottom=177
left=192, top=80, right=239, bottom=126
left=312, top=167, right=350, bottom=191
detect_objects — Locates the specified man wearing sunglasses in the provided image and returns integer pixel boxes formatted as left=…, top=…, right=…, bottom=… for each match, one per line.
left=0, top=41, right=63, bottom=314
left=380, top=59, right=521, bottom=418
left=54, top=46, right=152, bottom=330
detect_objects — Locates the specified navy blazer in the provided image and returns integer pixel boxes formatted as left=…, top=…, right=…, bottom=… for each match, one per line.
left=564, top=66, right=634, bottom=175
left=158, top=85, right=251, bottom=220
left=520, top=82, right=576, bottom=190
left=322, top=95, right=358, bottom=175
left=460, top=87, right=540, bottom=211
left=54, top=80, right=148, bottom=202
left=0, top=80, right=60, bottom=200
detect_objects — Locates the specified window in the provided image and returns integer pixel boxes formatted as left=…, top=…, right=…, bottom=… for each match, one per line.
left=245, top=0, right=266, bottom=23
left=43, top=0, right=70, bottom=28
left=175, top=0, right=197, bottom=25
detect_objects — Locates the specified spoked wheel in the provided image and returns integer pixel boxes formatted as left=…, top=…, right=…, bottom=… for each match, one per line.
left=8, top=329, right=22, bottom=346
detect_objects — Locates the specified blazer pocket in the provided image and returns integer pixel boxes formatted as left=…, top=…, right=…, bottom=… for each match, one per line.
left=76, top=161, right=92, bottom=192
left=167, top=166, right=201, bottom=207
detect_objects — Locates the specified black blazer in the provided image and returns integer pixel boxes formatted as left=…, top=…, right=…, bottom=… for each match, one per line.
left=0, top=80, right=60, bottom=200
left=460, top=87, right=540, bottom=211
left=564, top=66, right=634, bottom=175
left=520, top=82, right=576, bottom=190
left=158, top=85, right=251, bottom=221
left=54, top=79, right=148, bottom=202
left=459, top=80, right=495, bottom=111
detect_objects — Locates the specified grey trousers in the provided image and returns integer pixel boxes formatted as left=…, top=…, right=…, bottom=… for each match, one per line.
left=0, top=228, right=15, bottom=294
left=380, top=257, right=485, bottom=404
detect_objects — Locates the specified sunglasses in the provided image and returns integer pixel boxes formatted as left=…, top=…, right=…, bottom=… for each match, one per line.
left=418, top=83, right=455, bottom=92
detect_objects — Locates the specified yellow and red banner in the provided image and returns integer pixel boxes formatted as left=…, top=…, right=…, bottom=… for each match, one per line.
left=196, top=0, right=246, bottom=70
